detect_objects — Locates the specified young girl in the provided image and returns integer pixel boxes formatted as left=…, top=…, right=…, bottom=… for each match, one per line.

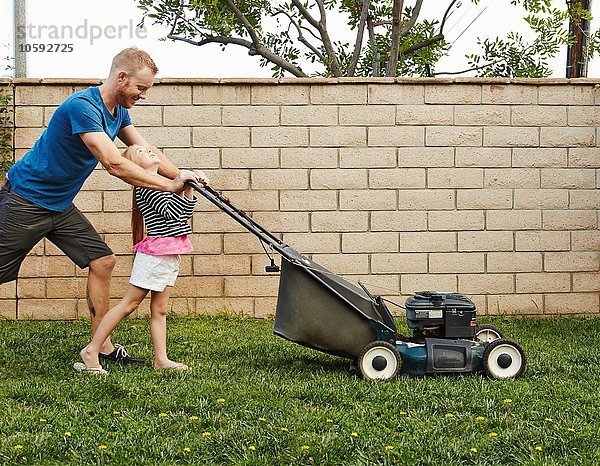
left=75, top=144, right=206, bottom=373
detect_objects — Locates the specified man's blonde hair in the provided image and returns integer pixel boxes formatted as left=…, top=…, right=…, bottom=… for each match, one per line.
left=110, top=47, right=158, bottom=76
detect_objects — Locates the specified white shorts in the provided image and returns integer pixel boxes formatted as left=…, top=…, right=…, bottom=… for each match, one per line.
left=129, top=252, right=180, bottom=292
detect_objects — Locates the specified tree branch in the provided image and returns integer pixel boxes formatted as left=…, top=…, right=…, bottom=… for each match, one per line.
left=166, top=34, right=308, bottom=77
left=348, top=0, right=372, bottom=76
left=272, top=10, right=326, bottom=62
left=400, top=0, right=423, bottom=36
left=222, top=0, right=261, bottom=46
left=433, top=58, right=505, bottom=76
left=289, top=0, right=342, bottom=76
left=400, top=34, right=444, bottom=56
left=367, top=14, right=380, bottom=76
left=386, top=0, right=404, bottom=76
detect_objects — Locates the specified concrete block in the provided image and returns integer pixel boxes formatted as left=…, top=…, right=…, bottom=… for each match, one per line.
left=311, top=169, right=368, bottom=189
left=282, top=147, right=338, bottom=168
left=541, top=168, right=596, bottom=188
left=543, top=210, right=597, bottom=230
left=483, top=127, right=539, bottom=147
left=222, top=148, right=279, bottom=169
left=252, top=85, right=309, bottom=105
left=371, top=211, right=428, bottom=232
left=311, top=84, right=367, bottom=104
left=486, top=210, right=541, bottom=230
left=429, top=253, right=485, bottom=273
left=398, top=189, right=454, bottom=210
left=425, top=84, right=481, bottom=104
left=488, top=252, right=543, bottom=272
left=538, top=85, right=594, bottom=105
left=312, top=211, right=369, bottom=232
left=458, top=231, right=513, bottom=251
left=400, top=232, right=456, bottom=252
left=401, top=274, right=458, bottom=294
left=254, top=127, right=309, bottom=147
left=369, top=168, right=426, bottom=188
left=397, top=147, right=454, bottom=167
left=458, top=274, right=514, bottom=294
left=340, top=147, right=395, bottom=168
left=340, top=190, right=397, bottom=211
left=455, top=148, right=511, bottom=167
left=481, top=84, right=537, bottom=104
left=428, top=211, right=485, bottom=231
left=281, top=105, right=337, bottom=126
left=540, top=127, right=595, bottom=147
left=369, top=126, right=424, bottom=146
left=427, top=168, right=483, bottom=188
left=515, top=231, right=570, bottom=251
left=310, top=126, right=367, bottom=147
left=342, top=232, right=398, bottom=253
left=193, top=84, right=250, bottom=105
left=513, top=148, right=567, bottom=167
left=545, top=252, right=599, bottom=272
left=164, top=105, right=221, bottom=126
left=454, top=105, right=510, bottom=125
left=484, top=168, right=540, bottom=188
left=396, top=105, right=453, bottom=125
left=545, top=293, right=599, bottom=314
left=368, top=84, right=424, bottom=104
left=511, top=106, right=567, bottom=126
left=281, top=190, right=337, bottom=211
left=251, top=169, right=308, bottom=190
left=371, top=253, right=428, bottom=273
left=339, top=105, right=395, bottom=126
left=193, top=127, right=250, bottom=147
left=222, top=106, right=279, bottom=126
left=457, top=189, right=512, bottom=209
left=426, top=126, right=482, bottom=147
left=516, top=273, right=570, bottom=293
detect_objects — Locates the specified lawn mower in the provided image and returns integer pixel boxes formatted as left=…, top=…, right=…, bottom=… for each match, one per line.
left=190, top=183, right=526, bottom=381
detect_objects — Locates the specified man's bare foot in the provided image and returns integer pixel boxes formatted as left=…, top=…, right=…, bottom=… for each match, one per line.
left=80, top=345, right=101, bottom=369
left=154, top=360, right=190, bottom=371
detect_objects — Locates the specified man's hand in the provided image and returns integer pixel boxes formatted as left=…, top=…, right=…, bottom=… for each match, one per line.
left=170, top=169, right=200, bottom=193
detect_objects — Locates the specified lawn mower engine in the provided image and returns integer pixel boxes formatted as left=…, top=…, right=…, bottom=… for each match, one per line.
left=405, top=291, right=477, bottom=342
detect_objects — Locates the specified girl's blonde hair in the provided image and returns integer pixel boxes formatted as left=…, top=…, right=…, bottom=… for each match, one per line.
left=122, top=146, right=145, bottom=245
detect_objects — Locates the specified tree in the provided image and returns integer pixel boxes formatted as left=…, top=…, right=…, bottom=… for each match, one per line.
left=136, top=0, right=598, bottom=78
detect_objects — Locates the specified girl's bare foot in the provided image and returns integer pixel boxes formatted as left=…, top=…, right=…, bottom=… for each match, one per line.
left=80, top=345, right=101, bottom=369
left=154, top=359, right=190, bottom=371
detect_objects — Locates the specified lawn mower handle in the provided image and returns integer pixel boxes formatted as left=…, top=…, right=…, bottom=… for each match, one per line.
left=187, top=181, right=294, bottom=261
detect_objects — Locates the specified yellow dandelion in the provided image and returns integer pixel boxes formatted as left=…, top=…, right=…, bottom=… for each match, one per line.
left=98, top=445, right=108, bottom=450
left=189, top=416, right=199, bottom=421
left=470, top=448, right=478, bottom=453
left=301, top=445, right=310, bottom=451
left=503, top=399, right=512, bottom=404
left=385, top=445, right=394, bottom=451
left=14, top=445, right=23, bottom=450
left=476, top=416, right=485, bottom=421
left=248, top=445, right=256, bottom=451
left=326, top=419, right=334, bottom=424
left=445, top=413, right=453, bottom=419
left=351, top=432, right=358, bottom=438
left=158, top=412, right=167, bottom=418
left=258, top=417, right=267, bottom=422
left=544, top=418, right=553, bottom=423
left=113, top=411, right=121, bottom=416
left=39, top=418, right=47, bottom=423
left=183, top=447, right=191, bottom=453
left=281, top=427, right=289, bottom=432
left=535, top=446, right=542, bottom=451
left=488, top=432, right=498, bottom=438
left=202, top=431, right=211, bottom=438
left=216, top=398, right=225, bottom=404
left=399, top=411, right=407, bottom=416
left=568, top=428, right=576, bottom=433
left=64, top=432, right=72, bottom=437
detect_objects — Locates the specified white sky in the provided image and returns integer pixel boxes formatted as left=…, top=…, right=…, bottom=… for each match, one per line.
left=1, top=0, right=597, bottom=79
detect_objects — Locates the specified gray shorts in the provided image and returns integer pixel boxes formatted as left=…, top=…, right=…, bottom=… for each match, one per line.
left=129, top=252, right=180, bottom=292
left=0, top=181, right=114, bottom=283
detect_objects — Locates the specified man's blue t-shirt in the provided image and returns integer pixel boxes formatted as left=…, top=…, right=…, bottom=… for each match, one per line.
left=8, top=86, right=132, bottom=212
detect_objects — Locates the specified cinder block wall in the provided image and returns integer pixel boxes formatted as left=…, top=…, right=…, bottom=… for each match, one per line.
left=0, top=77, right=599, bottom=320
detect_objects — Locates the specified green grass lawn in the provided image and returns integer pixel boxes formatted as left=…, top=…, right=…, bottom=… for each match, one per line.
left=0, top=315, right=598, bottom=465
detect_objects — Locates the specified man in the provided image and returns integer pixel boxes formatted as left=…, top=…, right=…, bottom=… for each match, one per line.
left=0, top=47, right=207, bottom=364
